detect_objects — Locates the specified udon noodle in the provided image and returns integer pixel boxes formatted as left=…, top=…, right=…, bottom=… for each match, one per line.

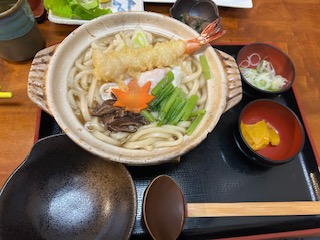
left=67, top=27, right=208, bottom=151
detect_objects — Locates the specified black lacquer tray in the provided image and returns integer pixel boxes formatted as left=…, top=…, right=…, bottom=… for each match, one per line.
left=36, top=45, right=320, bottom=239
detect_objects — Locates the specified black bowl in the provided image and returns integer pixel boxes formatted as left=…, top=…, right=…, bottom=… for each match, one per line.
left=0, top=134, right=136, bottom=240
left=170, top=0, right=220, bottom=32
left=234, top=99, right=305, bottom=166
left=236, top=43, right=295, bottom=98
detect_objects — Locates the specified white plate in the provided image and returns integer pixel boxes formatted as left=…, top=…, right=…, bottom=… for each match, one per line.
left=145, top=0, right=253, bottom=8
left=48, top=0, right=145, bottom=25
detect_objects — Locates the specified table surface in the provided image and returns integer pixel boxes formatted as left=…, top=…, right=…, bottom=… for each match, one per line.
left=1, top=0, right=320, bottom=237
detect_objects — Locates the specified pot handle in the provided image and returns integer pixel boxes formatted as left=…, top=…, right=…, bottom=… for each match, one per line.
left=27, top=46, right=242, bottom=115
left=28, top=44, right=58, bottom=115
left=214, top=49, right=242, bottom=112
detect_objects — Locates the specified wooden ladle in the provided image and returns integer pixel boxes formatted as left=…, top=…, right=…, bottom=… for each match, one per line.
left=143, top=175, right=320, bottom=240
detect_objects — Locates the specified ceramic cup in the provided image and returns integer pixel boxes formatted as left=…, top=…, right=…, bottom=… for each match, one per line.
left=0, top=0, right=45, bottom=62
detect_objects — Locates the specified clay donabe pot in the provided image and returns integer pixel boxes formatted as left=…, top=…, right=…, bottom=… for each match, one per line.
left=28, top=11, right=242, bottom=165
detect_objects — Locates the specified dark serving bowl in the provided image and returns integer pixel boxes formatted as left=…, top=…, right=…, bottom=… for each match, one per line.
left=169, top=0, right=220, bottom=32
left=234, top=99, right=305, bottom=166
left=236, top=43, right=295, bottom=97
left=0, top=134, right=136, bottom=240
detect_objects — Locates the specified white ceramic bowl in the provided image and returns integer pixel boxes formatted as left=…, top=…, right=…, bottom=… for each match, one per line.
left=28, top=11, right=242, bottom=165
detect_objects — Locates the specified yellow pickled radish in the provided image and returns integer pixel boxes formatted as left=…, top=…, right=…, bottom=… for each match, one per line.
left=241, top=120, right=280, bottom=151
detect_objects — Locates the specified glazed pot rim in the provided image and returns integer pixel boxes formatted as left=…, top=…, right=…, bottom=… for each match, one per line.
left=29, top=11, right=242, bottom=165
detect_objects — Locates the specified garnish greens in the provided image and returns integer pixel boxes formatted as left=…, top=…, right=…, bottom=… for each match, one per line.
left=147, top=71, right=206, bottom=135
left=44, top=0, right=112, bottom=20
left=239, top=55, right=288, bottom=92
left=199, top=55, right=211, bottom=80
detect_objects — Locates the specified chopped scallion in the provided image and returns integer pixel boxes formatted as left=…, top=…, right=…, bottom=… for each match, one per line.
left=199, top=55, right=211, bottom=80
left=141, top=109, right=155, bottom=123
left=186, top=112, right=205, bottom=135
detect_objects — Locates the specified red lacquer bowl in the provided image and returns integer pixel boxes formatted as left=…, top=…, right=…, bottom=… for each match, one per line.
left=234, top=99, right=305, bottom=166
left=236, top=43, right=295, bottom=97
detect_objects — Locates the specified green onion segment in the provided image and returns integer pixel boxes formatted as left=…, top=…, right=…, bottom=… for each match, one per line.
left=146, top=71, right=206, bottom=135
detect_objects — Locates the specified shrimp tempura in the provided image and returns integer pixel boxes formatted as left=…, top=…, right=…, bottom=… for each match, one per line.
left=92, top=40, right=186, bottom=90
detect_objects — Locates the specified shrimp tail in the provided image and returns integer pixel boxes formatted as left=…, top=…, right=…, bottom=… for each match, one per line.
left=185, top=17, right=226, bottom=54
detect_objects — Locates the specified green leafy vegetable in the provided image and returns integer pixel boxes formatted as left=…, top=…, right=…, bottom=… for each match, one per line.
left=44, top=0, right=73, bottom=18
left=74, top=0, right=98, bottom=10
left=140, top=109, right=155, bottom=123
left=160, top=90, right=186, bottom=124
left=167, top=97, right=187, bottom=125
left=162, top=87, right=182, bottom=114
left=149, top=82, right=174, bottom=111
left=181, top=94, right=198, bottom=121
left=44, top=0, right=112, bottom=20
left=132, top=26, right=150, bottom=48
left=188, top=109, right=206, bottom=118
left=199, top=55, right=211, bottom=80
left=151, top=71, right=174, bottom=96
left=186, top=112, right=205, bottom=135
left=146, top=71, right=206, bottom=134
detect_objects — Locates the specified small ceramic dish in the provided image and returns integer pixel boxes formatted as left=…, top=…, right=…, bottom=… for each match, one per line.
left=0, top=134, right=136, bottom=239
left=236, top=43, right=295, bottom=97
left=169, top=0, right=219, bottom=33
left=47, top=0, right=144, bottom=25
left=234, top=99, right=305, bottom=166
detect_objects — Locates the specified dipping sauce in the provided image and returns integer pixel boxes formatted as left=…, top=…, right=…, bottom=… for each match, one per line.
left=241, top=119, right=280, bottom=151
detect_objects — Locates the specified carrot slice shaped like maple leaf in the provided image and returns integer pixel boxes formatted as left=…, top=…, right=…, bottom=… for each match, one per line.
left=112, top=80, right=154, bottom=113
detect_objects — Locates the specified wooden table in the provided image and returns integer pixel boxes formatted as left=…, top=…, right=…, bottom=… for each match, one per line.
left=1, top=0, right=320, bottom=238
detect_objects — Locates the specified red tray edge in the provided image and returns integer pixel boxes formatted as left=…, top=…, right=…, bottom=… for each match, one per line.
left=217, top=227, right=320, bottom=239
left=292, top=84, right=320, bottom=168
